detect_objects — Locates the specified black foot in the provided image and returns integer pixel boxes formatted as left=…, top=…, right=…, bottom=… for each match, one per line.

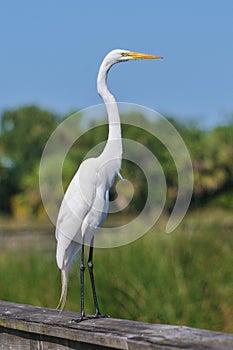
left=72, top=313, right=109, bottom=323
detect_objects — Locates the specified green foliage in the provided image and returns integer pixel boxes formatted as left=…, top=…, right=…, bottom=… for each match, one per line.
left=0, top=105, right=233, bottom=217
left=0, top=106, right=58, bottom=214
left=1, top=106, right=57, bottom=173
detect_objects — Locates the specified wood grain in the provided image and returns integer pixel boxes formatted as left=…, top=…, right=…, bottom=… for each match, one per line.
left=0, top=301, right=232, bottom=349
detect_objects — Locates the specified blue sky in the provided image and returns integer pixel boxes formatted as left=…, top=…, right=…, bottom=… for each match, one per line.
left=1, top=1, right=233, bottom=128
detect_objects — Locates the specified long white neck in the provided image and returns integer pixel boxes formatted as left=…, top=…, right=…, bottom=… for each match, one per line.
left=97, top=59, right=122, bottom=158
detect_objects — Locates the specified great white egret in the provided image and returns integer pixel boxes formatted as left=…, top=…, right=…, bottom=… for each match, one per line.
left=56, top=49, right=162, bottom=322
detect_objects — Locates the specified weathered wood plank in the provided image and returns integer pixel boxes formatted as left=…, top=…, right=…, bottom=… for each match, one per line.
left=0, top=326, right=113, bottom=350
left=0, top=300, right=232, bottom=350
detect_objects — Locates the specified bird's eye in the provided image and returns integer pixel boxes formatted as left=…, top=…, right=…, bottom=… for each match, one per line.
left=121, top=52, right=130, bottom=57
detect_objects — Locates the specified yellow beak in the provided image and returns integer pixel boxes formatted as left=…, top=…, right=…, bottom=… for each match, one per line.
left=127, top=51, right=163, bottom=60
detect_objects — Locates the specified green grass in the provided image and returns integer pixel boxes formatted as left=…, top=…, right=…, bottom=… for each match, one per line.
left=0, top=208, right=232, bottom=333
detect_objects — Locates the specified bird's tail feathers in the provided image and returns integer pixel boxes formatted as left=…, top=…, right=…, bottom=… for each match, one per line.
left=56, top=267, right=69, bottom=311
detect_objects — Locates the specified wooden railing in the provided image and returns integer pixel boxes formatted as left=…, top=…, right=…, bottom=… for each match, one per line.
left=0, top=301, right=232, bottom=349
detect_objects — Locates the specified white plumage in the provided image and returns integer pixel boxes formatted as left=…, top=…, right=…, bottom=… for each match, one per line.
left=55, top=49, right=162, bottom=320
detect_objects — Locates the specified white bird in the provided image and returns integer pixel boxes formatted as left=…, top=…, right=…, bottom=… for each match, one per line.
left=55, top=49, right=163, bottom=322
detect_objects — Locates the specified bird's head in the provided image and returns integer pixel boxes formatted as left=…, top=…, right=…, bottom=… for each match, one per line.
left=104, top=49, right=163, bottom=65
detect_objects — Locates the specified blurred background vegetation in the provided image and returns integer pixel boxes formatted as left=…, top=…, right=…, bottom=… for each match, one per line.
left=1, top=105, right=233, bottom=217
left=0, top=105, right=232, bottom=333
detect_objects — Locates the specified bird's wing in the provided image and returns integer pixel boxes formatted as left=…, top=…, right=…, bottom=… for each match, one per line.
left=56, top=158, right=98, bottom=235
left=55, top=157, right=105, bottom=268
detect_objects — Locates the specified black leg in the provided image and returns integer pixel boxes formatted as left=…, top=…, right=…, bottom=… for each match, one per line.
left=87, top=237, right=108, bottom=320
left=80, top=243, right=85, bottom=318
left=73, top=243, right=86, bottom=323
left=87, top=238, right=101, bottom=316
